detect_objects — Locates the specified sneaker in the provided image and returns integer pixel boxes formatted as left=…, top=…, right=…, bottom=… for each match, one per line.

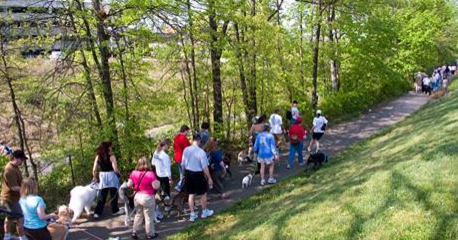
left=268, top=178, right=277, bottom=184
left=19, top=237, right=28, bottom=240
left=93, top=214, right=100, bottom=219
left=286, top=164, right=291, bottom=169
left=131, top=233, right=138, bottom=240
left=260, top=179, right=266, bottom=186
left=299, top=162, right=304, bottom=166
left=112, top=209, right=125, bottom=216
left=201, top=209, right=214, bottom=219
left=164, top=196, right=170, bottom=201
left=190, top=212, right=198, bottom=222
left=164, top=205, right=172, bottom=212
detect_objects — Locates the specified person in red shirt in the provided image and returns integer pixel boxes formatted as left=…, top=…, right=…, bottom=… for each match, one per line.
left=287, top=117, right=307, bottom=169
left=173, top=125, right=190, bottom=191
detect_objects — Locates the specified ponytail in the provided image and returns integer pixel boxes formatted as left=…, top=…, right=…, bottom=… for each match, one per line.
left=156, top=138, right=171, bottom=152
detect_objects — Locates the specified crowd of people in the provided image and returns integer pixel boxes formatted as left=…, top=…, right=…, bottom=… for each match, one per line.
left=415, top=65, right=456, bottom=95
left=0, top=100, right=330, bottom=239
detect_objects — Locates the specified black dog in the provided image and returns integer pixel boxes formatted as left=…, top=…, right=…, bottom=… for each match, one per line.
left=223, top=153, right=232, bottom=178
left=306, top=152, right=329, bottom=169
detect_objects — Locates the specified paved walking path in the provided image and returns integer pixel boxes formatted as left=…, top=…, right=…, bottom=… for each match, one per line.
left=68, top=92, right=430, bottom=240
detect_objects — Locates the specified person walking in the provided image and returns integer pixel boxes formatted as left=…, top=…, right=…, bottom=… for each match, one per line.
left=198, top=122, right=211, bottom=148
left=1, top=150, right=28, bottom=240
left=269, top=109, right=285, bottom=154
left=307, top=110, right=328, bottom=153
left=291, top=100, right=300, bottom=124
left=127, top=157, right=160, bottom=239
left=173, top=125, right=191, bottom=191
left=203, top=138, right=228, bottom=199
left=181, top=134, right=214, bottom=222
left=92, top=142, right=123, bottom=219
left=19, top=178, right=56, bottom=240
left=422, top=76, right=431, bottom=95
left=287, top=117, right=307, bottom=169
left=152, top=138, right=172, bottom=201
left=254, top=124, right=278, bottom=186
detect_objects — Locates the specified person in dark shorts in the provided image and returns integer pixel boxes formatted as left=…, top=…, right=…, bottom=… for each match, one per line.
left=1, top=150, right=28, bottom=240
left=181, top=134, right=214, bottom=222
left=307, top=110, right=328, bottom=153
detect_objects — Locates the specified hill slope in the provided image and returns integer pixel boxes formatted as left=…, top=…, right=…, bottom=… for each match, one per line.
left=169, top=92, right=458, bottom=240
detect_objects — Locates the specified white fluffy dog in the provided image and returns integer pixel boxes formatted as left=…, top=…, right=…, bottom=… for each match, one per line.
left=242, top=174, right=253, bottom=189
left=69, top=182, right=99, bottom=223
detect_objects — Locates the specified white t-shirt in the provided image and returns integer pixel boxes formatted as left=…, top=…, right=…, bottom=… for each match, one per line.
left=152, top=150, right=171, bottom=178
left=269, top=113, right=283, bottom=134
left=422, top=77, right=430, bottom=85
left=313, top=116, right=328, bottom=133
left=291, top=106, right=299, bottom=119
left=182, top=145, right=209, bottom=172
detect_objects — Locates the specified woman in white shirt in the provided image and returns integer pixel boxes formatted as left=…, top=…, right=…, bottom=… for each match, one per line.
left=307, top=110, right=328, bottom=153
left=152, top=138, right=172, bottom=201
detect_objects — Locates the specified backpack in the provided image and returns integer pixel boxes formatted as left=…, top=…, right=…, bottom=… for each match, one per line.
left=286, top=110, right=292, bottom=120
left=321, top=123, right=327, bottom=131
left=290, top=134, right=300, bottom=145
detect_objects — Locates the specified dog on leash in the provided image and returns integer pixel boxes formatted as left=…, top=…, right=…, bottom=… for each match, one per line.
left=48, top=205, right=73, bottom=240
left=168, top=190, right=189, bottom=218
left=118, top=181, right=135, bottom=226
left=306, top=152, right=329, bottom=170
left=223, top=153, right=232, bottom=178
left=242, top=174, right=253, bottom=189
left=69, top=182, right=98, bottom=223
left=238, top=150, right=253, bottom=165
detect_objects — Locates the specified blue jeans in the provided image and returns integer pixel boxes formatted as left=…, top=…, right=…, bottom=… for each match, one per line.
left=176, top=163, right=184, bottom=189
left=288, top=141, right=304, bottom=166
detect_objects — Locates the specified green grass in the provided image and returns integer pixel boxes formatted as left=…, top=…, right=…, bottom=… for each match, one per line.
left=168, top=91, right=458, bottom=240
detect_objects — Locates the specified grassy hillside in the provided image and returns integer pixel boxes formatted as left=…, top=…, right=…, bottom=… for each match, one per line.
left=168, top=91, right=458, bottom=240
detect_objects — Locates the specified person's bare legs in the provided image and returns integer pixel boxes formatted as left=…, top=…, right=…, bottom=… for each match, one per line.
left=316, top=141, right=320, bottom=152
left=4, top=218, right=11, bottom=236
left=188, top=194, right=195, bottom=214
left=308, top=139, right=315, bottom=152
left=260, top=163, right=266, bottom=181
left=201, top=194, right=207, bottom=210
left=16, top=218, right=24, bottom=237
left=269, top=163, right=274, bottom=179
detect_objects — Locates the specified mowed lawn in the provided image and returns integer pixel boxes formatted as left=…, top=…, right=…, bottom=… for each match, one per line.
left=169, top=91, right=458, bottom=240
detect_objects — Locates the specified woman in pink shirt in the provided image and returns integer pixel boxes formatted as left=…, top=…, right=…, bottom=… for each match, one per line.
left=127, top=157, right=160, bottom=239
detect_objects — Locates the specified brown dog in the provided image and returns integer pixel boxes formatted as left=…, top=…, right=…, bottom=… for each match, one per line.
left=48, top=205, right=73, bottom=240
left=170, top=191, right=188, bottom=217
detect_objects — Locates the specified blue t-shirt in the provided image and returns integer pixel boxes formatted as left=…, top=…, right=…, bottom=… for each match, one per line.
left=254, top=132, right=278, bottom=159
left=19, top=195, right=47, bottom=229
left=209, top=150, right=223, bottom=172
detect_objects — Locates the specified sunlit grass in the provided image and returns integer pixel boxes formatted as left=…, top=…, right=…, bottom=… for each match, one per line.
left=168, top=91, right=458, bottom=240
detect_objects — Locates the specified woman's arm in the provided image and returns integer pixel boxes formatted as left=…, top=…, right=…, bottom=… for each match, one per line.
left=110, top=156, right=120, bottom=174
left=92, top=156, right=99, bottom=181
left=152, top=179, right=160, bottom=190
left=37, top=205, right=56, bottom=221
left=127, top=179, right=134, bottom=188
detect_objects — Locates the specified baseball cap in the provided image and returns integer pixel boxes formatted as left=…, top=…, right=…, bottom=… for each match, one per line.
left=317, top=110, right=322, bottom=115
left=11, top=150, right=28, bottom=160
left=296, top=117, right=303, bottom=124
left=263, top=123, right=271, bottom=131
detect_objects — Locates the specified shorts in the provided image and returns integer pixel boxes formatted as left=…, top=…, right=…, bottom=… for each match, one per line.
left=312, top=132, right=324, bottom=141
left=1, top=200, right=23, bottom=220
left=257, top=157, right=274, bottom=165
left=184, top=170, right=208, bottom=195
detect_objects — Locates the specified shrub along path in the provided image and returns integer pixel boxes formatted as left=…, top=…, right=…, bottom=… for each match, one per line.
left=68, top=91, right=430, bottom=240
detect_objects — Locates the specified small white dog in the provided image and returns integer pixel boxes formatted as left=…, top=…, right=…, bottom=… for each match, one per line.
left=242, top=174, right=253, bottom=189
left=238, top=150, right=253, bottom=165
left=69, top=182, right=99, bottom=223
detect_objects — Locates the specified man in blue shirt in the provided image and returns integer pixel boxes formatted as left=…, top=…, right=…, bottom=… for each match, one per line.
left=254, top=124, right=278, bottom=186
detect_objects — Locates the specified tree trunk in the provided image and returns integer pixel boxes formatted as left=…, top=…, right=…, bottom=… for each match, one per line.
left=179, top=35, right=197, bottom=130
left=311, top=0, right=322, bottom=110
left=299, top=8, right=306, bottom=95
left=234, top=23, right=253, bottom=129
left=187, top=0, right=200, bottom=129
left=91, top=0, right=120, bottom=156
left=249, top=0, right=258, bottom=115
left=328, top=4, right=340, bottom=91
left=208, top=0, right=224, bottom=129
